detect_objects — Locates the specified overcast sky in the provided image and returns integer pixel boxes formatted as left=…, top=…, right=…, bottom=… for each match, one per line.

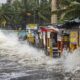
left=0, top=0, right=7, bottom=4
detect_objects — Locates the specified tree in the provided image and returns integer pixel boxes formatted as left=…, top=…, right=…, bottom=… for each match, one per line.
left=1, top=0, right=80, bottom=29
left=52, top=0, right=80, bottom=23
left=61, top=1, right=80, bottom=20
left=12, top=0, right=51, bottom=24
left=51, top=0, right=57, bottom=24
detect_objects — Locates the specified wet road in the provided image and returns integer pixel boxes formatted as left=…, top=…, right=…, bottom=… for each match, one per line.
left=0, top=56, right=64, bottom=80
left=0, top=30, right=80, bottom=80
left=11, top=67, right=64, bottom=80
left=0, top=50, right=80, bottom=80
left=0, top=58, right=80, bottom=80
left=0, top=48, right=64, bottom=80
left=0, top=49, right=64, bottom=80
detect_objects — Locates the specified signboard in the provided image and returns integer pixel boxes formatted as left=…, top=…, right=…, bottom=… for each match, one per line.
left=26, top=24, right=37, bottom=30
left=70, top=31, right=78, bottom=44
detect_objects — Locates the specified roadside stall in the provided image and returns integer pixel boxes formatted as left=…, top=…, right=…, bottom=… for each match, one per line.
left=62, top=20, right=80, bottom=52
left=40, top=26, right=60, bottom=57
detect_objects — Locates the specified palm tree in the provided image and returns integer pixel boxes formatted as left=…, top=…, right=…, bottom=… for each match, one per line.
left=52, top=0, right=80, bottom=23
left=13, top=0, right=51, bottom=24
left=61, top=1, right=80, bottom=21
left=0, top=4, right=12, bottom=28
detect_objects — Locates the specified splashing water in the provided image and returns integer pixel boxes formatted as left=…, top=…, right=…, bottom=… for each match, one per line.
left=0, top=30, right=60, bottom=67
left=0, top=30, right=7, bottom=43
left=1, top=29, right=80, bottom=79
left=0, top=30, right=62, bottom=79
left=63, top=48, right=80, bottom=73
left=0, top=30, right=80, bottom=69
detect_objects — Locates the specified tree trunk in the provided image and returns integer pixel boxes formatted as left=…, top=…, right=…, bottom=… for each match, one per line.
left=51, top=0, right=57, bottom=24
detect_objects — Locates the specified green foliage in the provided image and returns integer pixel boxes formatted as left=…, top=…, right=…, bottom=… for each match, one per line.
left=58, top=0, right=80, bottom=22
left=0, top=0, right=80, bottom=28
left=0, top=0, right=51, bottom=29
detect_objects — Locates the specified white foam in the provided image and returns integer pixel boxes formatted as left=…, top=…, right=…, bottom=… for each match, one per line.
left=0, top=30, right=59, bottom=67
left=64, top=48, right=80, bottom=72
left=0, top=30, right=7, bottom=43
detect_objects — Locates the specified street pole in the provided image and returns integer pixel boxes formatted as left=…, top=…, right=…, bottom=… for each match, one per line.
left=51, top=0, right=57, bottom=24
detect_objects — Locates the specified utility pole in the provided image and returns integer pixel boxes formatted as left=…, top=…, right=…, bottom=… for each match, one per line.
left=51, top=0, right=57, bottom=24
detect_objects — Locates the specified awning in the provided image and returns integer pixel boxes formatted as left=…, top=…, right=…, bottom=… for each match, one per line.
left=62, top=19, right=80, bottom=29
left=40, top=26, right=59, bottom=32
